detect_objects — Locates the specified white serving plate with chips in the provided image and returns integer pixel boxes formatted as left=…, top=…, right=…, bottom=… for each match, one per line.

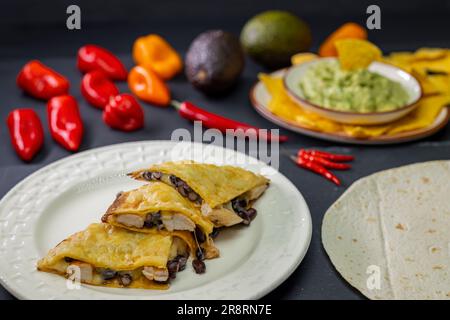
left=0, top=141, right=311, bottom=300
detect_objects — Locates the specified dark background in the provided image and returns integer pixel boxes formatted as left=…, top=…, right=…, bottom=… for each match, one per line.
left=0, top=0, right=449, bottom=300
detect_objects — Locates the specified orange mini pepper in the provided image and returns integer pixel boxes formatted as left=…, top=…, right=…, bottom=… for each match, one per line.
left=128, top=65, right=171, bottom=107
left=318, top=22, right=368, bottom=57
left=132, top=34, right=183, bottom=80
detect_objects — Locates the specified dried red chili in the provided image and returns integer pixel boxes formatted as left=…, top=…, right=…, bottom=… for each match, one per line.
left=299, top=150, right=351, bottom=170
left=291, top=155, right=341, bottom=185
left=299, top=149, right=354, bottom=162
left=172, top=100, right=288, bottom=143
left=6, top=108, right=44, bottom=161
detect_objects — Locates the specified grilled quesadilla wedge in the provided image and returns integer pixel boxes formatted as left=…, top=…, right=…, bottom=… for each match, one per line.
left=129, top=161, right=269, bottom=227
left=37, top=223, right=195, bottom=289
left=102, top=182, right=219, bottom=260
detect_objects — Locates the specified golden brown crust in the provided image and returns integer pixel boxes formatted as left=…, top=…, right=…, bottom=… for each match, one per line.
left=101, top=192, right=126, bottom=223
left=37, top=223, right=195, bottom=289
left=129, top=161, right=269, bottom=209
left=103, top=182, right=214, bottom=235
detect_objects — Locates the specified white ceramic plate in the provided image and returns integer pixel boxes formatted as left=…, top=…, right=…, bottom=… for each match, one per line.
left=284, top=57, right=422, bottom=125
left=250, top=69, right=449, bottom=145
left=0, top=141, right=311, bottom=300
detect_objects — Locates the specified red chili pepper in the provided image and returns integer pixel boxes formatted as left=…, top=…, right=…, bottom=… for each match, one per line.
left=103, top=94, right=144, bottom=131
left=172, top=100, right=288, bottom=143
left=17, top=60, right=69, bottom=100
left=81, top=70, right=119, bottom=109
left=291, top=155, right=341, bottom=186
left=47, top=95, right=84, bottom=151
left=299, top=149, right=354, bottom=162
left=299, top=151, right=351, bottom=170
left=77, top=45, right=128, bottom=80
left=6, top=109, right=44, bottom=161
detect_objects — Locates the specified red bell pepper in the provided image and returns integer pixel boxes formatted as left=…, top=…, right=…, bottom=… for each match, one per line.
left=77, top=45, right=128, bottom=80
left=47, top=95, right=84, bottom=151
left=103, top=94, right=144, bottom=131
left=7, top=109, right=44, bottom=161
left=17, top=60, right=69, bottom=100
left=81, top=70, right=119, bottom=109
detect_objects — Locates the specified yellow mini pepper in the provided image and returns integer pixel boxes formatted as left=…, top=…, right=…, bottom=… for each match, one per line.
left=132, top=34, right=183, bottom=80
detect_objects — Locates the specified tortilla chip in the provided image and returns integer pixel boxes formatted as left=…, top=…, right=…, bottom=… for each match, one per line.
left=291, top=52, right=318, bottom=65
left=335, top=39, right=382, bottom=70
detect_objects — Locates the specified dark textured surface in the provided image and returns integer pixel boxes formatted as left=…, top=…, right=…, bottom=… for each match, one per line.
left=1, top=1, right=450, bottom=300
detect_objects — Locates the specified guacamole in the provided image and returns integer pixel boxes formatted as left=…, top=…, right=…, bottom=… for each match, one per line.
left=299, top=60, right=410, bottom=113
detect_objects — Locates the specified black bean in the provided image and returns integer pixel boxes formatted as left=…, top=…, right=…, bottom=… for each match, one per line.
left=101, top=269, right=117, bottom=280
left=151, top=212, right=161, bottom=222
left=236, top=210, right=249, bottom=220
left=151, top=171, right=162, bottom=180
left=177, top=256, right=188, bottom=271
left=119, top=273, right=132, bottom=286
left=211, top=228, right=220, bottom=239
left=192, top=259, right=206, bottom=274
left=142, top=171, right=153, bottom=181
left=247, top=208, right=257, bottom=221
left=196, top=248, right=204, bottom=261
left=232, top=198, right=247, bottom=212
left=144, top=213, right=154, bottom=228
left=188, top=192, right=198, bottom=201
left=183, top=184, right=192, bottom=193
left=236, top=209, right=251, bottom=225
left=195, top=228, right=206, bottom=243
left=167, top=260, right=179, bottom=274
left=64, top=257, right=74, bottom=263
left=178, top=185, right=188, bottom=197
left=169, top=175, right=178, bottom=186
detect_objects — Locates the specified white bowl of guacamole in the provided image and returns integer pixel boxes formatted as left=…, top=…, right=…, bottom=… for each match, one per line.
left=283, top=58, right=422, bottom=125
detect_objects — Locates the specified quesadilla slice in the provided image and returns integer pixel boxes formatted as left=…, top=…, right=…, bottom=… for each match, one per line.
left=37, top=223, right=195, bottom=289
left=129, top=161, right=269, bottom=227
left=102, top=182, right=219, bottom=260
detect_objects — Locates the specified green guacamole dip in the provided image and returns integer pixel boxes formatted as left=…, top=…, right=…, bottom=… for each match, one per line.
left=299, top=60, right=410, bottom=113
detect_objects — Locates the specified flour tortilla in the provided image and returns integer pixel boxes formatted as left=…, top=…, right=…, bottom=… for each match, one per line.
left=322, top=161, right=450, bottom=300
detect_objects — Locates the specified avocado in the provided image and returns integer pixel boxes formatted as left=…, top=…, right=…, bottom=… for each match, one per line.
left=185, top=30, right=245, bottom=95
left=240, top=10, right=312, bottom=69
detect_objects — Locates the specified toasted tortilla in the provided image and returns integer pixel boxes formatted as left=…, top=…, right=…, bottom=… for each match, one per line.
left=102, top=182, right=214, bottom=236
left=37, top=223, right=195, bottom=289
left=322, top=161, right=450, bottom=300
left=129, top=161, right=269, bottom=209
left=102, top=182, right=218, bottom=259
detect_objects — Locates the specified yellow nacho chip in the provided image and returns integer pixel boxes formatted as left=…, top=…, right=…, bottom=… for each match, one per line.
left=291, top=52, right=318, bottom=65
left=259, top=72, right=448, bottom=139
left=414, top=48, right=448, bottom=61
left=335, top=39, right=382, bottom=70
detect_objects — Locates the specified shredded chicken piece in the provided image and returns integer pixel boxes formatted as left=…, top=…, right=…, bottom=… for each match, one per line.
left=161, top=214, right=195, bottom=232
left=142, top=266, right=169, bottom=282
left=116, top=214, right=144, bottom=228
left=201, top=203, right=243, bottom=227
left=68, top=262, right=93, bottom=282
left=245, top=184, right=268, bottom=201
